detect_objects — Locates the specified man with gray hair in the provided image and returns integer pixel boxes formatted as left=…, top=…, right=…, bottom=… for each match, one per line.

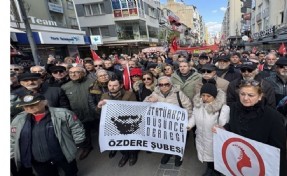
left=260, top=53, right=278, bottom=77
left=61, top=66, right=96, bottom=160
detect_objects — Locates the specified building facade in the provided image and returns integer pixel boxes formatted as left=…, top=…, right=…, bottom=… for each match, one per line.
left=10, top=0, right=89, bottom=64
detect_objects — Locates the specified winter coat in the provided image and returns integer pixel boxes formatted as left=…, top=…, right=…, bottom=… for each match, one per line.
left=195, top=76, right=230, bottom=94
left=10, top=107, right=86, bottom=170
left=265, top=74, right=287, bottom=105
left=216, top=66, right=241, bottom=82
left=227, top=75, right=276, bottom=108
left=144, top=85, right=193, bottom=120
left=61, top=77, right=96, bottom=122
left=224, top=101, right=286, bottom=176
left=188, top=89, right=230, bottom=162
left=13, top=84, right=70, bottom=109
left=170, top=70, right=202, bottom=100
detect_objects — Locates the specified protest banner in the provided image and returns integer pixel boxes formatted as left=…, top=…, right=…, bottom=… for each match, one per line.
left=99, top=100, right=188, bottom=157
left=213, top=128, right=280, bottom=176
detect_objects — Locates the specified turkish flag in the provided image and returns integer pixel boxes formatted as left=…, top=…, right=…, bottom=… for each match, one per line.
left=278, top=43, right=287, bottom=55
left=91, top=49, right=101, bottom=61
left=252, top=47, right=257, bottom=54
left=171, top=37, right=178, bottom=51
left=75, top=55, right=80, bottom=64
left=123, top=66, right=131, bottom=91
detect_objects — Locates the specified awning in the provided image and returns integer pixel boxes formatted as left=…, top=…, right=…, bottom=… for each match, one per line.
left=10, top=27, right=25, bottom=33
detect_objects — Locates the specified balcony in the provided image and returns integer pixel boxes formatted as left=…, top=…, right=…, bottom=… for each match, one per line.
left=262, top=8, right=269, bottom=18
left=256, top=12, right=261, bottom=22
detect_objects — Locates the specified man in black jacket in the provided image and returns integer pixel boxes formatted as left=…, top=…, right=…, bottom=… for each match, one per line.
left=216, top=56, right=241, bottom=82
left=227, top=61, right=276, bottom=108
left=14, top=72, right=70, bottom=109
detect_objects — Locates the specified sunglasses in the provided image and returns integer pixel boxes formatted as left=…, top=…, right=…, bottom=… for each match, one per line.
left=240, top=68, right=254, bottom=73
left=201, top=70, right=212, bottom=74
left=52, top=70, right=65, bottom=74
left=277, top=65, right=287, bottom=69
left=95, top=65, right=103, bottom=67
left=158, top=83, right=171, bottom=87
left=143, top=77, right=152, bottom=81
left=10, top=68, right=20, bottom=71
left=240, top=80, right=260, bottom=86
left=130, top=75, right=141, bottom=78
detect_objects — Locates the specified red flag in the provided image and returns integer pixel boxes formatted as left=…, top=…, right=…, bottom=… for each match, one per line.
left=123, top=65, right=131, bottom=91
left=75, top=55, right=80, bottom=64
left=91, top=49, right=101, bottom=61
left=278, top=42, right=287, bottom=55
left=171, top=37, right=178, bottom=51
left=252, top=47, right=257, bottom=54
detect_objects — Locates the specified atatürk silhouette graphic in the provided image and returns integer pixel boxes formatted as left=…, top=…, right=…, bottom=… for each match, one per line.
left=233, top=144, right=252, bottom=175
left=111, top=115, right=142, bottom=134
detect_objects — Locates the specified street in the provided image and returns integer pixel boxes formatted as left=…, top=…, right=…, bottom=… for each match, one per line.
left=76, top=131, right=206, bottom=176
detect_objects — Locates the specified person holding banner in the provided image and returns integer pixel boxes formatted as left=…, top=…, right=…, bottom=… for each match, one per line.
left=144, top=76, right=192, bottom=167
left=187, top=83, right=230, bottom=176
left=214, top=79, right=286, bottom=176
left=97, top=78, right=139, bottom=167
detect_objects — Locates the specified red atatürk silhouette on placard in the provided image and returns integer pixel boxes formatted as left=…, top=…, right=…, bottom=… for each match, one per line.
left=233, top=144, right=252, bottom=175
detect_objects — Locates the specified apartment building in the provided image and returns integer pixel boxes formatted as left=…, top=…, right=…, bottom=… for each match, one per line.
left=74, top=0, right=163, bottom=55
left=248, top=0, right=287, bottom=50
left=10, top=0, right=88, bottom=63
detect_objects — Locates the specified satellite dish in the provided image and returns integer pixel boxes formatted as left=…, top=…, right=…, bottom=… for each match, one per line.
left=242, top=35, right=249, bottom=41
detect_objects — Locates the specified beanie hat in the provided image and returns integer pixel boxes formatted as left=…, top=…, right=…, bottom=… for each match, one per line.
left=200, top=83, right=218, bottom=98
left=130, top=67, right=142, bottom=77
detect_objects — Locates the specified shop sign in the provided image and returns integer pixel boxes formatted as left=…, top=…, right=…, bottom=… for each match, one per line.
left=114, top=10, right=122, bottom=17
left=90, top=35, right=103, bottom=45
left=48, top=2, right=63, bottom=13
left=29, top=16, right=57, bottom=27
left=38, top=32, right=85, bottom=44
left=251, top=26, right=275, bottom=39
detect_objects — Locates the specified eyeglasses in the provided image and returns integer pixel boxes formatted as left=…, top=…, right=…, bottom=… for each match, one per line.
left=240, top=68, right=254, bottom=73
left=277, top=65, right=287, bottom=69
left=158, top=83, right=171, bottom=87
left=69, top=71, right=82, bottom=75
left=201, top=70, right=212, bottom=74
left=95, top=65, right=103, bottom=67
left=130, top=75, right=141, bottom=78
left=52, top=70, right=65, bottom=74
left=240, top=80, right=260, bottom=86
left=98, top=74, right=108, bottom=78
left=143, top=77, right=152, bottom=81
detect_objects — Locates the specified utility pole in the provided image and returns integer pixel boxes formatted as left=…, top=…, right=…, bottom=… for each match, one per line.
left=18, top=0, right=39, bottom=65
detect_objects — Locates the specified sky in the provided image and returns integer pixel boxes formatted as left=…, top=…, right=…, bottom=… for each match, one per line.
left=160, top=0, right=228, bottom=35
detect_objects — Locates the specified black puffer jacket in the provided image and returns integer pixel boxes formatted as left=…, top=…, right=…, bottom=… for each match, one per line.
left=224, top=101, right=286, bottom=176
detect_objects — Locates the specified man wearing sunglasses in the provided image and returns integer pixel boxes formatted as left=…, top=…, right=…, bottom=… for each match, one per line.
left=265, top=57, right=287, bottom=105
left=195, top=64, right=229, bottom=94
left=227, top=61, right=275, bottom=107
left=47, top=66, right=70, bottom=87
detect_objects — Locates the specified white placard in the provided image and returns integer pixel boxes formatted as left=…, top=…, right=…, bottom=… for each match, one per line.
left=99, top=100, right=188, bottom=158
left=213, top=128, right=280, bottom=176
left=90, top=35, right=103, bottom=45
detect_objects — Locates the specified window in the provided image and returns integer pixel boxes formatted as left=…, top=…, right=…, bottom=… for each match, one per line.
left=84, top=3, right=105, bottom=16
left=67, top=1, right=74, bottom=10
left=69, top=17, right=77, bottom=26
left=148, top=7, right=157, bottom=18
left=90, top=26, right=110, bottom=37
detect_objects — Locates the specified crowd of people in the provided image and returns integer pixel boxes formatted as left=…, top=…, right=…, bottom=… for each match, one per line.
left=10, top=48, right=287, bottom=176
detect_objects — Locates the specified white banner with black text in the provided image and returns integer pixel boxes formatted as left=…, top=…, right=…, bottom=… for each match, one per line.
left=99, top=100, right=188, bottom=158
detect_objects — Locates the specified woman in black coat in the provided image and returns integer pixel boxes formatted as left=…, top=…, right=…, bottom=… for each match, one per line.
left=215, top=79, right=286, bottom=176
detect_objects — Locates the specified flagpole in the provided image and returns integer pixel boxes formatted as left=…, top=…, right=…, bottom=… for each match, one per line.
left=126, top=63, right=132, bottom=90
